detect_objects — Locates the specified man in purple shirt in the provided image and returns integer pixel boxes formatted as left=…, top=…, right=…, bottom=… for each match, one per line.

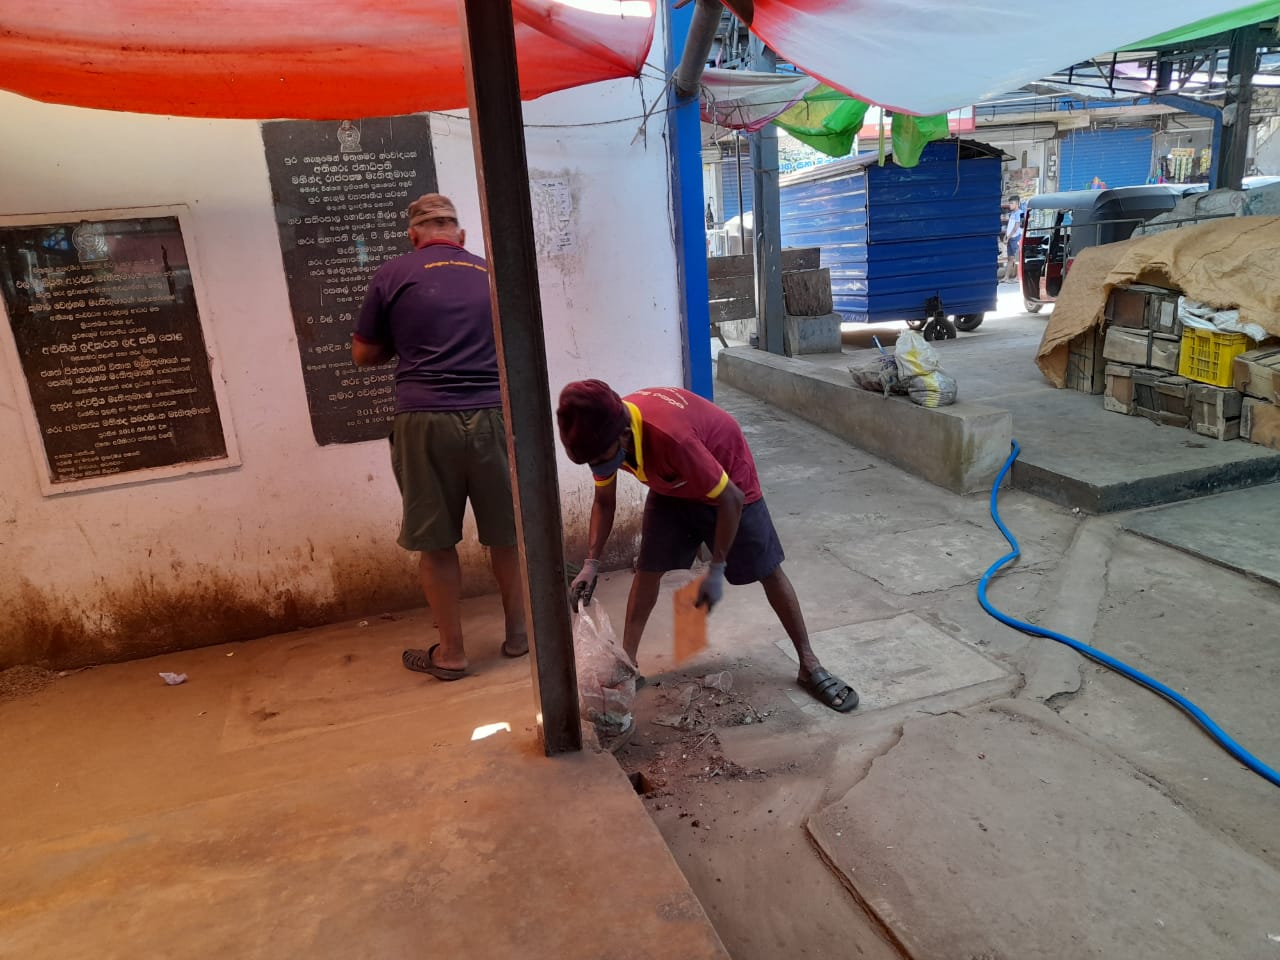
left=353, top=193, right=526, bottom=680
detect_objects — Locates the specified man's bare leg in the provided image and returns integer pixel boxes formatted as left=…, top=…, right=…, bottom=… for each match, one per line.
left=489, top=544, right=528, bottom=656
left=759, top=566, right=820, bottom=678
left=419, top=547, right=465, bottom=671
left=622, top=570, right=663, bottom=664
left=761, top=565, right=856, bottom=709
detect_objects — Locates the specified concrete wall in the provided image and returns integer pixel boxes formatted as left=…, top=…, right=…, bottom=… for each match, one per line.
left=0, top=60, right=682, bottom=667
left=718, top=348, right=1012, bottom=495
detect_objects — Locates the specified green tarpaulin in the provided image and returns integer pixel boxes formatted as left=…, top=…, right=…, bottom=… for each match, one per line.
left=773, top=86, right=950, bottom=167
left=1123, top=0, right=1280, bottom=49
left=772, top=86, right=868, bottom=158
left=890, top=112, right=952, bottom=167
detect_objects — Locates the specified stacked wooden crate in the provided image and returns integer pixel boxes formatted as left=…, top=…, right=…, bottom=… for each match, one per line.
left=1089, top=284, right=1275, bottom=443
left=1234, top=346, right=1280, bottom=449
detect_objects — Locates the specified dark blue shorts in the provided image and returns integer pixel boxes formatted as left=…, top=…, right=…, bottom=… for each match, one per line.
left=637, top=493, right=785, bottom=585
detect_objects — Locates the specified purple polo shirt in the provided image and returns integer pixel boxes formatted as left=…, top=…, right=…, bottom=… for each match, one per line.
left=354, top=239, right=502, bottom=413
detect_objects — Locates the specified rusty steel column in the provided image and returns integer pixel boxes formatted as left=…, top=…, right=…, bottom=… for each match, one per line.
left=457, top=0, right=582, bottom=755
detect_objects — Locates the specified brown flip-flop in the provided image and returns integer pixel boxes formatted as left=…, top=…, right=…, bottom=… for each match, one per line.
left=402, top=644, right=467, bottom=681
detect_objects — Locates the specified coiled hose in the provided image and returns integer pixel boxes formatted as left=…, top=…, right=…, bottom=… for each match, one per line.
left=978, top=441, right=1280, bottom=790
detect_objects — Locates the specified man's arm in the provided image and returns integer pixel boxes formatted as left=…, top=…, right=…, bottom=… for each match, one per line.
left=708, top=478, right=745, bottom=564
left=352, top=270, right=395, bottom=366
left=588, top=476, right=617, bottom=559
left=569, top=478, right=617, bottom=610
left=694, top=476, right=745, bottom=612
left=351, top=335, right=394, bottom=367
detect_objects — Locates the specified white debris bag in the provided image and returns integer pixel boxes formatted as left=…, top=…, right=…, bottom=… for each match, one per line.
left=895, top=330, right=958, bottom=407
left=894, top=330, right=942, bottom=378
left=905, top=372, right=959, bottom=407
left=572, top=604, right=637, bottom=740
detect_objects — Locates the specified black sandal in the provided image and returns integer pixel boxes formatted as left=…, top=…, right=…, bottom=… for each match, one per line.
left=800, top=668, right=859, bottom=713
left=402, top=644, right=467, bottom=681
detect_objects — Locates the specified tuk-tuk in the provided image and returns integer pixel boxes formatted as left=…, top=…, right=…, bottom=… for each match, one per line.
left=1018, top=185, right=1183, bottom=313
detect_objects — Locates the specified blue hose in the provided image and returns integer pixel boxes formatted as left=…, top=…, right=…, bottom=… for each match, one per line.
left=978, top=440, right=1280, bottom=790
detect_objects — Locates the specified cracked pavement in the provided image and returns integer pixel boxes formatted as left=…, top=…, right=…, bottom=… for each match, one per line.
left=590, top=381, right=1280, bottom=960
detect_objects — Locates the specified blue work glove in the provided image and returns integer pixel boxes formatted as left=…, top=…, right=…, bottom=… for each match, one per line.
left=569, top=558, right=600, bottom=612
left=695, top=562, right=726, bottom=612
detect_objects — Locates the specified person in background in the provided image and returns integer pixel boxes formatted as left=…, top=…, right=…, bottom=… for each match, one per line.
left=556, top=380, right=859, bottom=713
left=353, top=193, right=528, bottom=681
left=1003, top=195, right=1023, bottom=282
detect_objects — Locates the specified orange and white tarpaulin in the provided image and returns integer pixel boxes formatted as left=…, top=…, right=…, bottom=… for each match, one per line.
left=742, top=0, right=1266, bottom=115
left=0, top=0, right=655, bottom=119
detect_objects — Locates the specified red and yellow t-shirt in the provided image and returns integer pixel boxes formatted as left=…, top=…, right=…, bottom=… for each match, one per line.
left=592, top=387, right=762, bottom=504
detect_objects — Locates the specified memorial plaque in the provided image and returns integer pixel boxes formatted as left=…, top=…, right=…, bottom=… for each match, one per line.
left=0, top=215, right=230, bottom=488
left=262, top=116, right=437, bottom=445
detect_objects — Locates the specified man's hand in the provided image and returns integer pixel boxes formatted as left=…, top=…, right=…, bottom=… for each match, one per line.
left=351, top=337, right=394, bottom=367
left=570, top=558, right=601, bottom=612
left=695, top=562, right=726, bottom=612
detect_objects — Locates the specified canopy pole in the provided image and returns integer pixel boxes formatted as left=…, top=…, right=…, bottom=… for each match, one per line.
left=673, top=0, right=721, bottom=99
left=457, top=0, right=582, bottom=755
left=749, top=42, right=785, bottom=355
left=1217, top=23, right=1258, bottom=191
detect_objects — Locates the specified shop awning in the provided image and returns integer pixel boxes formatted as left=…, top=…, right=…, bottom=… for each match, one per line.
left=0, top=0, right=655, bottom=119
left=740, top=0, right=1276, bottom=115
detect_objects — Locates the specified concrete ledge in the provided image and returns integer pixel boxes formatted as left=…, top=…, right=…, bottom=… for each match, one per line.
left=783, top=313, right=842, bottom=355
left=1012, top=453, right=1280, bottom=514
left=717, top=347, right=1012, bottom=495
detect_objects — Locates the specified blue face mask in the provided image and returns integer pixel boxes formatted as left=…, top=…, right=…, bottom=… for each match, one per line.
left=591, top=445, right=627, bottom=481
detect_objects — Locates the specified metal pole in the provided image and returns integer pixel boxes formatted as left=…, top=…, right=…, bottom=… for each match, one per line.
left=457, top=0, right=582, bottom=755
left=749, top=43, right=785, bottom=355
left=668, top=0, right=714, bottom=398
left=735, top=137, right=745, bottom=251
left=1218, top=24, right=1258, bottom=190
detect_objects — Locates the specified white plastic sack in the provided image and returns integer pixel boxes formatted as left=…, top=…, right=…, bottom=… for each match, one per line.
left=1178, top=298, right=1267, bottom=342
left=894, top=330, right=942, bottom=378
left=906, top=372, right=958, bottom=407
left=572, top=604, right=637, bottom=740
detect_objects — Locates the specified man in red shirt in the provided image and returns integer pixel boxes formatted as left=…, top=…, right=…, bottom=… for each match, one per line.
left=556, top=381, right=858, bottom=713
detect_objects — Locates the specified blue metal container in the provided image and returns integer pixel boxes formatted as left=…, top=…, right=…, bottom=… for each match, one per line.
left=780, top=139, right=1003, bottom=324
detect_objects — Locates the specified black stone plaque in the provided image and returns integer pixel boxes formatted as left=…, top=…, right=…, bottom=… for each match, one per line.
left=262, top=115, right=437, bottom=445
left=0, top=216, right=228, bottom=486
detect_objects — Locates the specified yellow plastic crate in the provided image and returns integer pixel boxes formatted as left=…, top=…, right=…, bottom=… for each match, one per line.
left=1177, top=328, right=1251, bottom=387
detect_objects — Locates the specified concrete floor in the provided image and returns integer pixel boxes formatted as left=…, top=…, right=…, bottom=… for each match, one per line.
left=1124, top=484, right=1280, bottom=586
left=794, top=287, right=1280, bottom=512
left=0, top=610, right=729, bottom=960
left=6, top=301, right=1278, bottom=959
left=604, top=327, right=1280, bottom=959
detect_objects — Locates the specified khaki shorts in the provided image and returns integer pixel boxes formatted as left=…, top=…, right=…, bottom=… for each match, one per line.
left=390, top=408, right=517, bottom=552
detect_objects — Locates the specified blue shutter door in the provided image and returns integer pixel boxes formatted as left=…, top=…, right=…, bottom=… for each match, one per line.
left=720, top=149, right=754, bottom=222
left=1059, top=128, right=1155, bottom=191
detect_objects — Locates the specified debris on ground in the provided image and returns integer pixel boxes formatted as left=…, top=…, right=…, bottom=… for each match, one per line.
left=0, top=665, right=59, bottom=703
left=647, top=676, right=768, bottom=734
left=158, top=672, right=188, bottom=686
left=620, top=673, right=772, bottom=796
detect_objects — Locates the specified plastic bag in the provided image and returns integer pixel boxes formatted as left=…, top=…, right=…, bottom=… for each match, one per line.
left=906, top=372, right=958, bottom=407
left=894, top=330, right=942, bottom=378
left=1178, top=298, right=1267, bottom=342
left=849, top=353, right=900, bottom=396
left=572, top=604, right=637, bottom=741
